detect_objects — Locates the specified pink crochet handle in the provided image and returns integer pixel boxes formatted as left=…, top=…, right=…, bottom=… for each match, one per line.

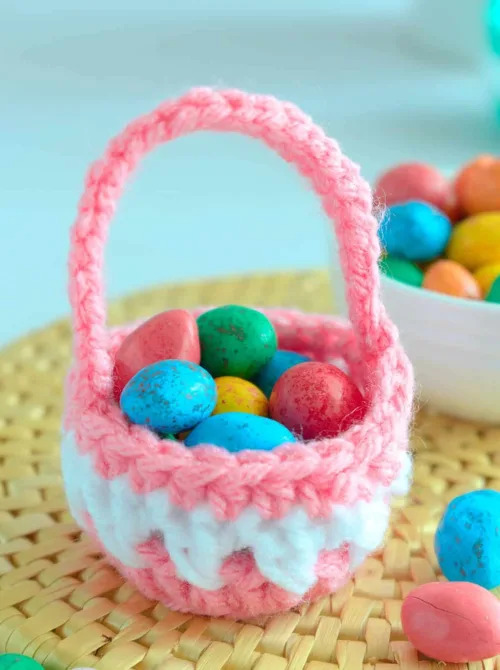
left=69, top=87, right=386, bottom=397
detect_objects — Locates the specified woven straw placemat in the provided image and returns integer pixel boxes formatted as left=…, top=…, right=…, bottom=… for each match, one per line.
left=1, top=270, right=499, bottom=670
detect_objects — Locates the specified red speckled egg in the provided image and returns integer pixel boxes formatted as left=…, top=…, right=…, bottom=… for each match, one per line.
left=269, top=362, right=365, bottom=440
left=402, top=581, right=500, bottom=663
left=112, top=309, right=201, bottom=401
left=374, top=162, right=451, bottom=212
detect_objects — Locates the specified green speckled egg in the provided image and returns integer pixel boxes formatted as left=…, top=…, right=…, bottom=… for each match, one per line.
left=197, top=305, right=277, bottom=379
left=486, top=275, right=500, bottom=304
left=379, top=255, right=424, bottom=288
left=0, top=655, right=43, bottom=670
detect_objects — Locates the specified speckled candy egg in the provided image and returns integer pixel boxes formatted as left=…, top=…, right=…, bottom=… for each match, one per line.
left=435, top=489, right=500, bottom=589
left=474, top=263, right=500, bottom=296
left=112, top=309, right=201, bottom=401
left=252, top=350, right=311, bottom=397
left=0, top=656, right=43, bottom=670
left=447, top=213, right=500, bottom=270
left=120, top=360, right=217, bottom=434
left=379, top=201, right=452, bottom=262
left=269, top=362, right=366, bottom=440
left=423, top=260, right=481, bottom=299
left=486, top=275, right=500, bottom=303
left=379, top=255, right=424, bottom=288
left=197, top=305, right=277, bottom=379
left=455, top=154, right=500, bottom=214
left=184, top=412, right=296, bottom=452
left=213, top=377, right=268, bottom=416
left=374, top=162, right=452, bottom=212
left=402, top=581, right=500, bottom=663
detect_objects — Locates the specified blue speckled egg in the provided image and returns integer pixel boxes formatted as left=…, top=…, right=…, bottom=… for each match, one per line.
left=379, top=200, right=452, bottom=262
left=252, top=350, right=311, bottom=398
left=120, top=359, right=217, bottom=434
left=435, top=489, right=500, bottom=590
left=184, top=412, right=296, bottom=452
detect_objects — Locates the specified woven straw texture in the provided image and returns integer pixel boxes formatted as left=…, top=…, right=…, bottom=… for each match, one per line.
left=1, top=270, right=499, bottom=670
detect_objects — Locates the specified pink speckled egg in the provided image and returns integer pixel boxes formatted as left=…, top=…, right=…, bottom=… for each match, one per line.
left=374, top=162, right=452, bottom=213
left=402, top=581, right=500, bottom=663
left=113, top=309, right=200, bottom=402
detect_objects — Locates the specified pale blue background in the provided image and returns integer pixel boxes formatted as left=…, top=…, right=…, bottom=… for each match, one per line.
left=2, top=0, right=499, bottom=345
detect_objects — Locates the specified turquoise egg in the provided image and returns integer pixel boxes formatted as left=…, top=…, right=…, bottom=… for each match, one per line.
left=0, top=655, right=43, bottom=670
left=184, top=412, right=296, bottom=452
left=120, top=360, right=217, bottom=434
left=435, top=489, right=500, bottom=589
left=379, top=200, right=452, bottom=262
left=252, top=350, right=311, bottom=398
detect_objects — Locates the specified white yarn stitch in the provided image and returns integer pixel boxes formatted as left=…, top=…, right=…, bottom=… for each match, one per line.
left=61, top=431, right=411, bottom=595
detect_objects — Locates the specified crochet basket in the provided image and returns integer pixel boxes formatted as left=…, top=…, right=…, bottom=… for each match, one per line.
left=61, top=87, right=414, bottom=619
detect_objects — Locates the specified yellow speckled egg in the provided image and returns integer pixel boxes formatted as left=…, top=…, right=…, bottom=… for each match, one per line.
left=213, top=377, right=268, bottom=417
left=473, top=263, right=500, bottom=297
left=447, top=212, right=500, bottom=270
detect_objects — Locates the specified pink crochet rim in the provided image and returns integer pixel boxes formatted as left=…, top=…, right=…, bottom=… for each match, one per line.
left=66, top=87, right=414, bottom=521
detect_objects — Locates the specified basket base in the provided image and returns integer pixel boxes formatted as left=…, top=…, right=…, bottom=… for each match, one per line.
left=62, top=428, right=411, bottom=618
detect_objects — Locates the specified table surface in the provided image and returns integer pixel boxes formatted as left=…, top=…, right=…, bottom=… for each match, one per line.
left=2, top=0, right=500, bottom=346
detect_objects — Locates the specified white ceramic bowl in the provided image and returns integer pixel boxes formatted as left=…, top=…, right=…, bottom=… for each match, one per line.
left=330, top=253, right=500, bottom=423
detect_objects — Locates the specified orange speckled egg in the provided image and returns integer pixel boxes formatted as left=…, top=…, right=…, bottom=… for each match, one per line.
left=423, top=260, right=481, bottom=299
left=455, top=155, right=500, bottom=214
left=213, top=377, right=268, bottom=417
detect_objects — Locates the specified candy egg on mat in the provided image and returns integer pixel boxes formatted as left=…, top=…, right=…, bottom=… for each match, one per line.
left=213, top=377, right=268, bottom=416
left=379, top=201, right=452, bottom=262
left=0, top=655, right=43, bottom=670
left=269, top=361, right=365, bottom=440
left=447, top=212, right=500, bottom=270
left=455, top=154, right=500, bottom=214
left=422, top=259, right=481, bottom=299
left=402, top=581, right=500, bottom=663
left=112, top=309, right=201, bottom=401
left=373, top=162, right=451, bottom=211
left=435, top=489, right=500, bottom=589
left=120, top=359, right=217, bottom=434
left=252, top=349, right=311, bottom=398
left=379, top=255, right=424, bottom=288
left=184, top=412, right=296, bottom=452
left=197, top=305, right=277, bottom=379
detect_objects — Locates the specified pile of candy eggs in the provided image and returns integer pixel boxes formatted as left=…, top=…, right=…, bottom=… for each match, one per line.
left=114, top=305, right=366, bottom=453
left=375, top=157, right=500, bottom=303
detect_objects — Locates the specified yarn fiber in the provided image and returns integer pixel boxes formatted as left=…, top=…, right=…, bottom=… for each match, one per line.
left=63, top=88, right=414, bottom=617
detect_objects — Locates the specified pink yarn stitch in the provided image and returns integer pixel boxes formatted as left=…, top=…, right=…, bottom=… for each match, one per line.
left=64, top=87, right=414, bottom=617
left=84, top=514, right=350, bottom=618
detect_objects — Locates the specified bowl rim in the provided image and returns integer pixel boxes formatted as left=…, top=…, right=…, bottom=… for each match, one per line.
left=381, top=273, right=500, bottom=313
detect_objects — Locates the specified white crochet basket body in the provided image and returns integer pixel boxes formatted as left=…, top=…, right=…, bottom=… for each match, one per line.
left=62, top=88, right=414, bottom=618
